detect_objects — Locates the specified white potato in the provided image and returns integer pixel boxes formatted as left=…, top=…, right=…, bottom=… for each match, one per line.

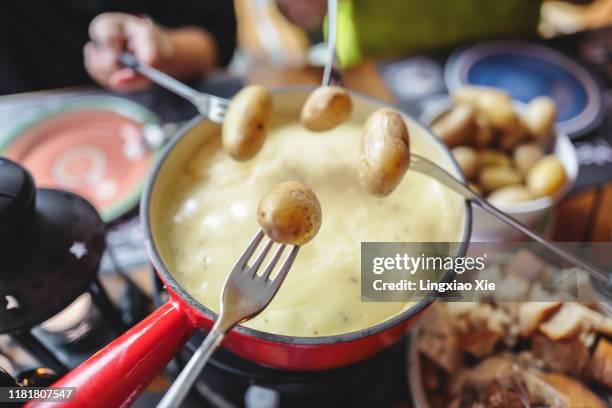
left=523, top=96, right=556, bottom=142
left=257, top=181, right=322, bottom=246
left=478, top=166, right=522, bottom=192
left=488, top=185, right=533, bottom=205
left=526, top=155, right=567, bottom=197
left=359, top=108, right=411, bottom=197
left=451, top=146, right=479, bottom=180
left=300, top=86, right=352, bottom=131
left=431, top=103, right=475, bottom=147
left=222, top=85, right=272, bottom=161
left=453, top=86, right=515, bottom=129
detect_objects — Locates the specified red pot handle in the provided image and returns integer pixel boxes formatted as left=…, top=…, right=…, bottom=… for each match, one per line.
left=27, top=300, right=195, bottom=408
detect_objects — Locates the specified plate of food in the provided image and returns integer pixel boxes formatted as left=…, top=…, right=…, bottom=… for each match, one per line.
left=410, top=249, right=612, bottom=407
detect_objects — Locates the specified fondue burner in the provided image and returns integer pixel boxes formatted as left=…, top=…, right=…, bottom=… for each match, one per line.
left=0, top=158, right=125, bottom=376
left=151, top=277, right=408, bottom=407
left=185, top=334, right=407, bottom=407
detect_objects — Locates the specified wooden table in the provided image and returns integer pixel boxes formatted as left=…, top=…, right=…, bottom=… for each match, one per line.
left=247, top=62, right=612, bottom=243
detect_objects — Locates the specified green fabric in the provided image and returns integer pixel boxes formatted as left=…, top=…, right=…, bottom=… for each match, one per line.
left=336, top=0, right=543, bottom=66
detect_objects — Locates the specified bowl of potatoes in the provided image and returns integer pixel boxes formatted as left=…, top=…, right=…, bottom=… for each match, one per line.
left=425, top=86, right=578, bottom=241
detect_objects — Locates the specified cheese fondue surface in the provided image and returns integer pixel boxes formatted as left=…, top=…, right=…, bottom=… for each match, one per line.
left=162, top=117, right=465, bottom=337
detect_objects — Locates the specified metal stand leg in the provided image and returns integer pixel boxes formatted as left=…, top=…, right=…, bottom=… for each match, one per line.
left=89, top=278, right=126, bottom=334
left=12, top=330, right=68, bottom=375
left=151, top=265, right=167, bottom=308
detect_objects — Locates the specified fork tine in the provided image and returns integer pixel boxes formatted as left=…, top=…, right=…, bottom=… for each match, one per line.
left=232, top=229, right=265, bottom=271
left=260, top=244, right=286, bottom=281
left=246, top=239, right=274, bottom=277
left=269, top=246, right=300, bottom=289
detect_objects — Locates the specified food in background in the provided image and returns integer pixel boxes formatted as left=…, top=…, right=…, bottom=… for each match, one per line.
left=523, top=96, right=557, bottom=144
left=453, top=86, right=516, bottom=130
left=416, top=250, right=611, bottom=408
left=300, top=86, right=353, bottom=131
left=257, top=181, right=322, bottom=246
left=513, top=142, right=545, bottom=175
left=358, top=108, right=411, bottom=197
left=478, top=166, right=522, bottom=193
left=430, top=103, right=476, bottom=147
left=451, top=146, right=478, bottom=180
left=432, top=86, right=567, bottom=205
left=488, top=185, right=533, bottom=205
left=222, top=85, right=272, bottom=161
left=526, top=155, right=568, bottom=197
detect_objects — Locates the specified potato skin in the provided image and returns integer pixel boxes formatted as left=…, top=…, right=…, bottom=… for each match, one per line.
left=478, top=149, right=511, bottom=167
left=478, top=166, right=522, bottom=192
left=222, top=85, right=272, bottom=161
left=300, top=86, right=353, bottom=131
left=451, top=146, right=479, bottom=180
left=526, top=155, right=567, bottom=197
left=472, top=114, right=494, bottom=148
left=257, top=181, right=322, bottom=246
left=359, top=108, right=411, bottom=197
left=431, top=103, right=475, bottom=147
left=453, top=86, right=515, bottom=129
left=513, top=142, right=545, bottom=175
left=488, top=185, right=533, bottom=205
left=523, top=96, right=556, bottom=142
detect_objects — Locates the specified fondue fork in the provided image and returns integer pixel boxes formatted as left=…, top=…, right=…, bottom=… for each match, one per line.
left=321, top=0, right=343, bottom=86
left=409, top=153, right=609, bottom=284
left=157, top=229, right=300, bottom=408
left=119, top=52, right=229, bottom=124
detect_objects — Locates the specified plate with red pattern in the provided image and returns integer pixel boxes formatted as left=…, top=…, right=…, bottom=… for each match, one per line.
left=0, top=96, right=163, bottom=222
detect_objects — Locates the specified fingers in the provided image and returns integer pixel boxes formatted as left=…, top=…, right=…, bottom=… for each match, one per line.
left=108, top=68, right=151, bottom=91
left=84, top=41, right=151, bottom=91
left=89, top=12, right=127, bottom=51
left=86, top=12, right=171, bottom=91
left=123, top=17, right=165, bottom=67
left=83, top=41, right=118, bottom=88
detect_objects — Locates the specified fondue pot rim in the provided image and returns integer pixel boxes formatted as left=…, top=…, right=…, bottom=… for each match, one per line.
left=141, top=86, right=473, bottom=345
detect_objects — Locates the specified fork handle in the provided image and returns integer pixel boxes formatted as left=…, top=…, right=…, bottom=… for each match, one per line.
left=156, top=326, right=225, bottom=408
left=322, top=0, right=343, bottom=86
left=119, top=51, right=205, bottom=111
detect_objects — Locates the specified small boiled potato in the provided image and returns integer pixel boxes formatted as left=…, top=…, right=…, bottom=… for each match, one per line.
left=300, top=86, right=353, bottom=131
left=523, top=96, right=556, bottom=143
left=478, top=166, right=522, bottom=192
left=451, top=146, right=479, bottom=180
left=359, top=108, right=411, bottom=197
left=472, top=114, right=494, bottom=148
left=478, top=149, right=511, bottom=167
left=453, top=86, right=515, bottom=129
left=257, top=181, right=322, bottom=245
left=526, top=155, right=567, bottom=197
left=488, top=185, right=533, bottom=205
left=222, top=85, right=272, bottom=161
left=498, top=117, right=528, bottom=151
left=513, top=142, right=545, bottom=175
left=431, top=103, right=475, bottom=147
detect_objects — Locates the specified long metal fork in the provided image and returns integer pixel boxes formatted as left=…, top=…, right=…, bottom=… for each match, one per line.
left=410, top=153, right=609, bottom=284
left=321, top=0, right=343, bottom=86
left=156, top=229, right=299, bottom=408
left=119, top=52, right=229, bottom=123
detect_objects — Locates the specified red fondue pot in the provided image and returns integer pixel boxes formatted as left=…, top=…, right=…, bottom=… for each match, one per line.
left=30, top=88, right=472, bottom=407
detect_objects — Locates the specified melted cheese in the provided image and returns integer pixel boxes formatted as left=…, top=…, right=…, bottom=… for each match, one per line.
left=162, top=118, right=465, bottom=336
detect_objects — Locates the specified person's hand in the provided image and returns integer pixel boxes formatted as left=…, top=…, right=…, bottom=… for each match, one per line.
left=84, top=13, right=174, bottom=91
